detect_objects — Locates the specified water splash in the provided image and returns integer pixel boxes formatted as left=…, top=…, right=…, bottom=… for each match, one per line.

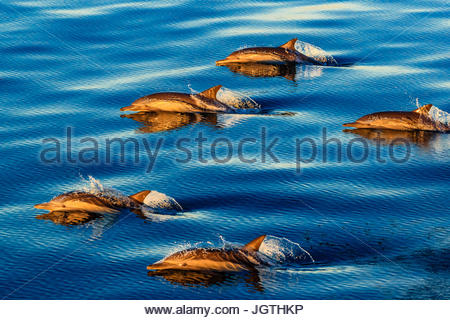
left=139, top=196, right=183, bottom=221
left=295, top=64, right=324, bottom=80
left=87, top=213, right=118, bottom=240
left=216, top=87, right=261, bottom=113
left=80, top=175, right=126, bottom=198
left=176, top=235, right=314, bottom=265
left=79, top=175, right=134, bottom=208
left=140, top=207, right=179, bottom=221
left=188, top=85, right=260, bottom=113
left=295, top=40, right=338, bottom=66
left=165, top=240, right=215, bottom=258
left=218, top=234, right=237, bottom=249
left=143, top=190, right=183, bottom=212
left=218, top=234, right=314, bottom=264
left=415, top=97, right=421, bottom=109
left=415, top=99, right=450, bottom=130
left=259, top=235, right=315, bottom=264
left=428, top=106, right=450, bottom=126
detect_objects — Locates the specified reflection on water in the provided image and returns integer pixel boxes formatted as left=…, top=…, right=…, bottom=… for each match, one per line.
left=121, top=111, right=219, bottom=133
left=36, top=210, right=102, bottom=226
left=343, top=128, right=440, bottom=149
left=148, top=269, right=263, bottom=292
left=122, top=110, right=296, bottom=133
left=36, top=209, right=120, bottom=239
left=221, top=62, right=325, bottom=81
left=34, top=208, right=165, bottom=239
left=223, top=62, right=297, bottom=81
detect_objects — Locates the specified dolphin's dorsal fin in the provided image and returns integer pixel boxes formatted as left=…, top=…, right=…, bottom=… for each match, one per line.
left=197, top=85, right=222, bottom=100
left=243, top=235, right=266, bottom=251
left=129, top=190, right=151, bottom=203
left=413, top=104, right=433, bottom=115
left=280, top=38, right=298, bottom=51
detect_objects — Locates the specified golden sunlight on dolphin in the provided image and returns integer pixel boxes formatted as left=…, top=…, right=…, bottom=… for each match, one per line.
left=216, top=38, right=325, bottom=66
left=343, top=104, right=450, bottom=132
left=147, top=235, right=267, bottom=272
left=121, top=85, right=236, bottom=113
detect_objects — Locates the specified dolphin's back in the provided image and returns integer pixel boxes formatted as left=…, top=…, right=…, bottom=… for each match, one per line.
left=50, top=191, right=109, bottom=205
left=359, top=111, right=419, bottom=122
left=137, top=92, right=192, bottom=103
left=123, top=92, right=233, bottom=113
left=157, top=248, right=264, bottom=272
left=217, top=46, right=319, bottom=65
left=133, top=93, right=197, bottom=112
left=36, top=191, right=136, bottom=212
left=223, top=47, right=297, bottom=64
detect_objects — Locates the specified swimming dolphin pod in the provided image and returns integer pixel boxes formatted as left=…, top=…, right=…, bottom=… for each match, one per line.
left=343, top=104, right=450, bottom=132
left=216, top=38, right=327, bottom=66
left=147, top=235, right=267, bottom=272
left=35, top=36, right=448, bottom=281
left=121, top=85, right=236, bottom=114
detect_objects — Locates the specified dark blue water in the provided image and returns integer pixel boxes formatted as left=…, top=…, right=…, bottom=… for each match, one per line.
left=1, top=0, right=449, bottom=299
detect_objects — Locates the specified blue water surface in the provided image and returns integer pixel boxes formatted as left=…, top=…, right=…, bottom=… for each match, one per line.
left=0, top=0, right=449, bottom=299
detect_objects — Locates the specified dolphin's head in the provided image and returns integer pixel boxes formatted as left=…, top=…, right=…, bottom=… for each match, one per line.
left=34, top=202, right=53, bottom=210
left=216, top=51, right=242, bottom=66
left=147, top=260, right=186, bottom=271
left=120, top=98, right=149, bottom=111
left=121, top=94, right=162, bottom=111
left=342, top=118, right=372, bottom=128
left=147, top=250, right=199, bottom=271
left=343, top=112, right=413, bottom=129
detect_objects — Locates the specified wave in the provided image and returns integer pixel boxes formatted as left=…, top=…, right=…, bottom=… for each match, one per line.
left=188, top=85, right=261, bottom=113
left=80, top=175, right=135, bottom=208
left=216, top=87, right=261, bottom=113
left=416, top=99, right=450, bottom=131
left=428, top=106, right=450, bottom=126
left=259, top=235, right=315, bottom=264
left=295, top=40, right=338, bottom=66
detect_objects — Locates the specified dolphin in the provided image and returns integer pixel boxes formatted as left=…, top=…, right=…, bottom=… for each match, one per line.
left=34, top=190, right=168, bottom=213
left=147, top=235, right=268, bottom=272
left=216, top=38, right=321, bottom=66
left=121, top=85, right=236, bottom=114
left=343, top=104, right=450, bottom=132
